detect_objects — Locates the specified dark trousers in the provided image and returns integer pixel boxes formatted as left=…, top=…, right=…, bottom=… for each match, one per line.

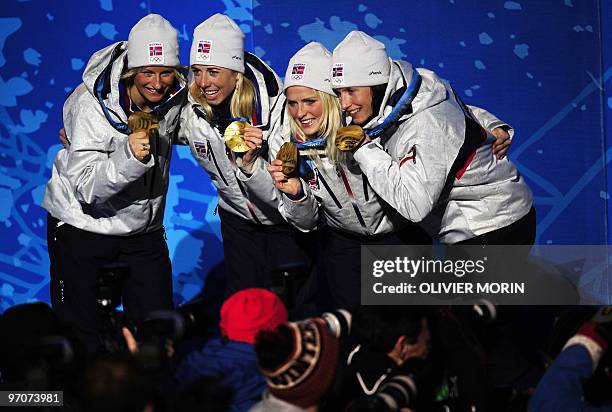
left=47, top=214, right=173, bottom=354
left=219, top=208, right=313, bottom=297
left=456, top=207, right=545, bottom=395
left=318, top=224, right=432, bottom=310
left=457, top=207, right=537, bottom=246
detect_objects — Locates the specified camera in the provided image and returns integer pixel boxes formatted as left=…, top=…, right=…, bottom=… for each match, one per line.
left=451, top=299, right=497, bottom=334
left=175, top=298, right=217, bottom=340
left=320, top=309, right=352, bottom=339
left=95, top=263, right=216, bottom=363
left=469, top=299, right=497, bottom=324
left=96, top=263, right=131, bottom=354
left=136, top=310, right=185, bottom=342
left=132, top=310, right=186, bottom=371
left=347, top=374, right=417, bottom=412
left=96, top=263, right=130, bottom=312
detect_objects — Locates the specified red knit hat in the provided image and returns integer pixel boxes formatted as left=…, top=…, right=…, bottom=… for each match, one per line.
left=261, top=319, right=340, bottom=408
left=220, top=288, right=288, bottom=344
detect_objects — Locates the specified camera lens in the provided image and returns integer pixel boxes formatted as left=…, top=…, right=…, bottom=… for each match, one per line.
left=376, top=374, right=417, bottom=411
left=321, top=309, right=352, bottom=338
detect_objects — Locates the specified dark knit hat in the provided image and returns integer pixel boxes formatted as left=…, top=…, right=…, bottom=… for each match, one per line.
left=261, top=319, right=339, bottom=408
left=220, top=288, right=288, bottom=344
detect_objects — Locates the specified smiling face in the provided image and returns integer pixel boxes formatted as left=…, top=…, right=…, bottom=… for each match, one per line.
left=286, top=86, right=325, bottom=139
left=192, top=65, right=239, bottom=106
left=130, top=66, right=176, bottom=109
left=335, top=86, right=374, bottom=126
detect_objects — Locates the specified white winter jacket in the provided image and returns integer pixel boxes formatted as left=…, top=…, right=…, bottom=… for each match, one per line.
left=42, top=42, right=186, bottom=235
left=353, top=60, right=533, bottom=243
left=274, top=101, right=513, bottom=237
left=275, top=122, right=409, bottom=236
left=178, top=53, right=286, bottom=225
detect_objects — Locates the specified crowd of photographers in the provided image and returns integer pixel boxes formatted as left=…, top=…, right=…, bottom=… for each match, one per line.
left=1, top=285, right=611, bottom=412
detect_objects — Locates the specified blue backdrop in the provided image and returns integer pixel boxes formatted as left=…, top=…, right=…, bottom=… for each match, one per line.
left=1, top=0, right=610, bottom=310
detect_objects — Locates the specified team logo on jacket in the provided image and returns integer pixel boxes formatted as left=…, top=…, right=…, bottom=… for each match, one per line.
left=307, top=166, right=320, bottom=191
left=193, top=141, right=208, bottom=159
left=196, top=40, right=212, bottom=62
left=291, top=63, right=306, bottom=80
left=332, top=63, right=344, bottom=85
left=307, top=177, right=320, bottom=191
left=148, top=42, right=164, bottom=64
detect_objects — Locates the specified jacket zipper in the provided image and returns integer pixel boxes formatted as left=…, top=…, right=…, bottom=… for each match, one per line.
left=318, top=174, right=343, bottom=209
left=208, top=141, right=229, bottom=186
left=337, top=166, right=368, bottom=231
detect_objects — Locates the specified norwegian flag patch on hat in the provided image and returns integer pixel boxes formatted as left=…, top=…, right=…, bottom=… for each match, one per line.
left=291, top=63, right=306, bottom=80
left=332, top=63, right=344, bottom=85
left=196, top=40, right=212, bottom=62
left=148, top=42, right=164, bottom=65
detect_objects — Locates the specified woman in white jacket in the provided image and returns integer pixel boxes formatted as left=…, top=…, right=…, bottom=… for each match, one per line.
left=43, top=14, right=186, bottom=353
left=267, top=43, right=512, bottom=309
left=330, top=31, right=535, bottom=245
left=269, top=42, right=429, bottom=309
left=178, top=14, right=310, bottom=295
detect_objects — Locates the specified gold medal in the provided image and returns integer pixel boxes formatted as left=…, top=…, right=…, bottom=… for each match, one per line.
left=128, top=111, right=159, bottom=138
left=335, top=125, right=366, bottom=151
left=224, top=121, right=251, bottom=153
left=276, top=142, right=298, bottom=177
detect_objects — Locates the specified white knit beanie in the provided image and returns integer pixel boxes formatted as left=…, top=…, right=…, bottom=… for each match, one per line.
left=190, top=13, right=245, bottom=73
left=331, top=31, right=390, bottom=88
left=127, top=14, right=179, bottom=68
left=283, top=42, right=334, bottom=96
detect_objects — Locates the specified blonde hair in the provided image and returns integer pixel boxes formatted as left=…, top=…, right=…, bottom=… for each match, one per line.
left=288, top=89, right=343, bottom=164
left=188, top=72, right=256, bottom=120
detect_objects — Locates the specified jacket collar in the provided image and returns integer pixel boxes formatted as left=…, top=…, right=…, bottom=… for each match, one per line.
left=244, top=52, right=283, bottom=130
left=361, top=59, right=448, bottom=130
left=187, top=52, right=283, bottom=131
left=88, top=42, right=187, bottom=134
